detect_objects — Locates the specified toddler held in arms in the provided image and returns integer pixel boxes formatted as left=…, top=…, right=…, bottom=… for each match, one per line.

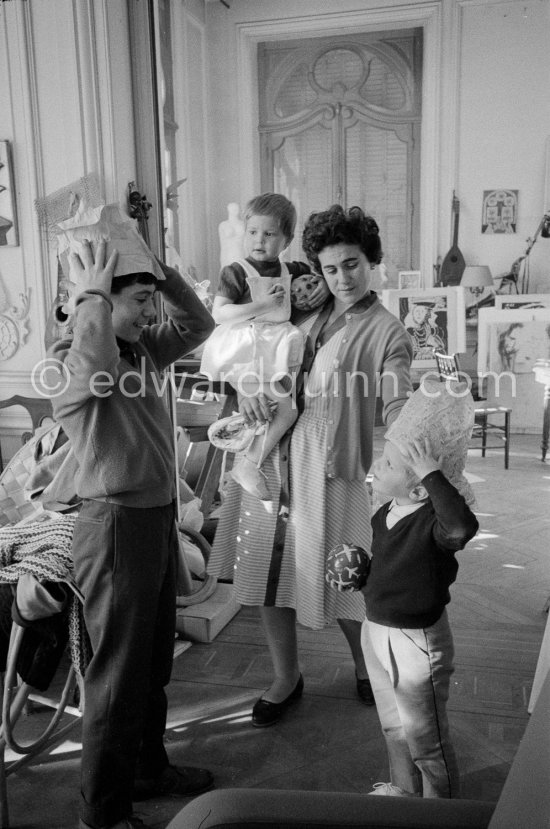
left=201, top=193, right=328, bottom=502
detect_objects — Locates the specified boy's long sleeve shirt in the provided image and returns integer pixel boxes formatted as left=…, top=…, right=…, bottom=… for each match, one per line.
left=49, top=271, right=214, bottom=508
left=362, top=471, right=479, bottom=628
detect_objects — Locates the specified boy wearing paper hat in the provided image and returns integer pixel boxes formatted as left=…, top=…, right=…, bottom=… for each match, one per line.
left=360, top=378, right=479, bottom=799
left=49, top=203, right=215, bottom=829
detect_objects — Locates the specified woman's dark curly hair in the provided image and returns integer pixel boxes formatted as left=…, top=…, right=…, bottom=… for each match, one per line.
left=301, top=205, right=383, bottom=272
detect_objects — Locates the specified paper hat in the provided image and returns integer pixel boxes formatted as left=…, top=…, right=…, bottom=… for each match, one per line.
left=56, top=200, right=165, bottom=282
left=385, top=377, right=476, bottom=504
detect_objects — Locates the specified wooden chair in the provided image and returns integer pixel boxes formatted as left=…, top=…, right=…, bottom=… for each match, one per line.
left=0, top=397, right=54, bottom=474
left=433, top=352, right=511, bottom=469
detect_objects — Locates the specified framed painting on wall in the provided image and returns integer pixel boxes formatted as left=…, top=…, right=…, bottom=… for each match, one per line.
left=0, top=141, right=18, bottom=246
left=381, top=287, right=466, bottom=369
left=481, top=188, right=518, bottom=234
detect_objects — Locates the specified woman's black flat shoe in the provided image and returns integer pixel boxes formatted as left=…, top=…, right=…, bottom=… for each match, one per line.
left=251, top=674, right=304, bottom=727
left=355, top=672, right=375, bottom=706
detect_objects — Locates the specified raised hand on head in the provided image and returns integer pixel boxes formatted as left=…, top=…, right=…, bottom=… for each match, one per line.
left=399, top=435, right=441, bottom=480
left=62, top=239, right=118, bottom=315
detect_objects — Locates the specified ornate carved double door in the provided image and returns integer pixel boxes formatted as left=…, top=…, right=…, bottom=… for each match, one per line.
left=258, top=30, right=422, bottom=282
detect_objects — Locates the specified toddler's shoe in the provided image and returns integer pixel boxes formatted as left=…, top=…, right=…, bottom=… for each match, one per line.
left=368, top=782, right=421, bottom=797
left=231, top=456, right=272, bottom=502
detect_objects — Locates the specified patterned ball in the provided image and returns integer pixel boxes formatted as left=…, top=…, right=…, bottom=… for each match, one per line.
left=290, top=273, right=324, bottom=310
left=326, top=543, right=370, bottom=592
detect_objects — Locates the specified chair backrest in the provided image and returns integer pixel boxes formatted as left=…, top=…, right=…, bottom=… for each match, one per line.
left=0, top=396, right=54, bottom=474
left=433, top=351, right=461, bottom=382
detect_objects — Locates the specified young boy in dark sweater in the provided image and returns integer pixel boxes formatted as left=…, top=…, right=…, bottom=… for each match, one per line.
left=360, top=381, right=479, bottom=799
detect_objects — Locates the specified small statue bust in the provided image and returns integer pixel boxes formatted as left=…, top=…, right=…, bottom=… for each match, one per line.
left=218, top=202, right=245, bottom=268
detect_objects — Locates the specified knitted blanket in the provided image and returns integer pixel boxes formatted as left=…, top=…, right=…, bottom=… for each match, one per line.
left=0, top=516, right=92, bottom=677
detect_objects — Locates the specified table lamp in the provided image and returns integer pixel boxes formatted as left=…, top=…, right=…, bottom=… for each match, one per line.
left=461, top=265, right=494, bottom=299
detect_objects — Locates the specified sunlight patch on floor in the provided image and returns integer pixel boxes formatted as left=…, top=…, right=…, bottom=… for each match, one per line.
left=169, top=708, right=252, bottom=732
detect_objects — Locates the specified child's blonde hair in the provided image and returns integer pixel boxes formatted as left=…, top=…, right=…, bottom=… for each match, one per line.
left=244, top=193, right=297, bottom=244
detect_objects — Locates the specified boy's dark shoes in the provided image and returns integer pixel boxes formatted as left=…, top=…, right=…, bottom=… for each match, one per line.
left=355, top=672, right=376, bottom=706
left=133, top=764, right=214, bottom=800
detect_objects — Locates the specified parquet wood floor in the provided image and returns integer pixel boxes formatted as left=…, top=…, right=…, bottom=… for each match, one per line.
left=4, top=433, right=549, bottom=828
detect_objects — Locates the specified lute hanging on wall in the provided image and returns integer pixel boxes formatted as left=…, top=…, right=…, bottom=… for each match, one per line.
left=439, top=192, right=466, bottom=286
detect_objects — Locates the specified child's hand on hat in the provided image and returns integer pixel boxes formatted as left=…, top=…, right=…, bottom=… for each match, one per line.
left=399, top=436, right=441, bottom=481
left=63, top=239, right=118, bottom=314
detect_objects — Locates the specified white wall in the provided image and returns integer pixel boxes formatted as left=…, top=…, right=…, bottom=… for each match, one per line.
left=458, top=0, right=550, bottom=289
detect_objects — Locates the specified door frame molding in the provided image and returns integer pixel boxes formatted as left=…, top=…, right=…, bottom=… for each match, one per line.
left=235, top=2, right=459, bottom=285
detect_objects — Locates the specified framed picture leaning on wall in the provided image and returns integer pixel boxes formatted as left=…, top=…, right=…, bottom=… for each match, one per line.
left=398, top=270, right=423, bottom=290
left=477, top=307, right=550, bottom=376
left=381, top=286, right=466, bottom=370
left=494, top=294, right=550, bottom=311
left=477, top=307, right=550, bottom=429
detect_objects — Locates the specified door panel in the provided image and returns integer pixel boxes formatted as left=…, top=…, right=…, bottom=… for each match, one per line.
left=259, top=31, right=422, bottom=280
left=345, top=120, right=411, bottom=274
left=273, top=124, right=334, bottom=237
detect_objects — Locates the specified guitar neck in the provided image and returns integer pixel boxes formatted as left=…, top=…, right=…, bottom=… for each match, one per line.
left=452, top=196, right=460, bottom=245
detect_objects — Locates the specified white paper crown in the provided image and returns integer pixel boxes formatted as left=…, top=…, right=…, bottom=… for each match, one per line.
left=385, top=377, right=476, bottom=505
left=56, top=200, right=165, bottom=281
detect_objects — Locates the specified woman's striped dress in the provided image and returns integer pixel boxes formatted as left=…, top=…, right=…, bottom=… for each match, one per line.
left=207, top=326, right=371, bottom=630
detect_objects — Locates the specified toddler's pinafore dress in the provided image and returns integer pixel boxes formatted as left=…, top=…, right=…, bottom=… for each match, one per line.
left=207, top=316, right=370, bottom=629
left=200, top=260, right=304, bottom=386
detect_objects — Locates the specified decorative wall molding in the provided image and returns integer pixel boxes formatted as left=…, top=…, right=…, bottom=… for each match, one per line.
left=16, top=1, right=51, bottom=345
left=1, top=0, right=137, bottom=399
left=3, top=0, right=109, bottom=368
left=0, top=278, right=30, bottom=362
left=235, top=1, right=451, bottom=286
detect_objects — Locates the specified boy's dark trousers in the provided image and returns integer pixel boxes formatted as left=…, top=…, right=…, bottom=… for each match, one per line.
left=72, top=499, right=178, bottom=829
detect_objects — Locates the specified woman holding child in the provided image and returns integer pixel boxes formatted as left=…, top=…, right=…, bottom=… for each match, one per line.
left=207, top=204, right=413, bottom=726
